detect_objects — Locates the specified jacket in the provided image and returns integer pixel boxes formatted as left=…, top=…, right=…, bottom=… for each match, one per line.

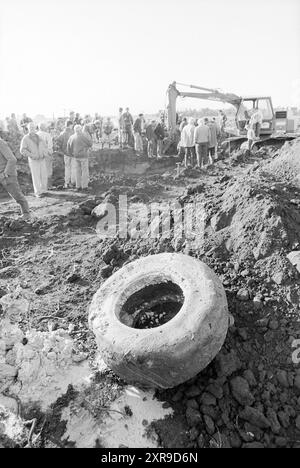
left=118, top=113, right=125, bottom=130
left=20, top=133, right=48, bottom=160
left=208, top=123, right=218, bottom=147
left=123, top=112, right=133, bottom=127
left=0, top=138, right=17, bottom=177
left=57, top=127, right=74, bottom=155
left=20, top=117, right=32, bottom=130
left=194, top=125, right=210, bottom=144
left=179, top=121, right=187, bottom=132
left=154, top=123, right=165, bottom=141
left=103, top=121, right=114, bottom=135
left=146, top=124, right=155, bottom=141
left=181, top=124, right=195, bottom=147
left=67, top=132, right=93, bottom=159
left=133, top=118, right=142, bottom=134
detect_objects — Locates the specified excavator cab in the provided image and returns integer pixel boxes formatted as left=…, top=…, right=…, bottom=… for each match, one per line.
left=236, top=97, right=275, bottom=136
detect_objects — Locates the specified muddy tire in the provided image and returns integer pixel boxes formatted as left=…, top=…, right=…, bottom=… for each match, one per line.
left=89, top=253, right=229, bottom=388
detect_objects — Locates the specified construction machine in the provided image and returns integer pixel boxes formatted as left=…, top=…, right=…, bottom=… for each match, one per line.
left=166, top=81, right=298, bottom=151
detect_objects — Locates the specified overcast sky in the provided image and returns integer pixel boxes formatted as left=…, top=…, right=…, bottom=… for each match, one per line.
left=0, top=0, right=300, bottom=118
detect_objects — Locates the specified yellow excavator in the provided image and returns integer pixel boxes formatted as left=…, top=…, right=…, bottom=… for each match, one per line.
left=166, top=81, right=298, bottom=151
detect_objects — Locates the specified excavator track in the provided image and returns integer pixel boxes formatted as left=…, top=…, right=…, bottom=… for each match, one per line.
left=221, top=134, right=299, bottom=153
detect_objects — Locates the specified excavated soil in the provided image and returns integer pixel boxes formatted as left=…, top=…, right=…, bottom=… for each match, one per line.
left=0, top=140, right=300, bottom=448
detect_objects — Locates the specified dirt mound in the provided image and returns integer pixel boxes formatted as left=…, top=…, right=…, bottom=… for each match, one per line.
left=199, top=172, right=300, bottom=265
left=264, top=138, right=300, bottom=186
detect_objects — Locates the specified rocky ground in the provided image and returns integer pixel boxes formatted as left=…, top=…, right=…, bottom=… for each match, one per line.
left=0, top=139, right=299, bottom=448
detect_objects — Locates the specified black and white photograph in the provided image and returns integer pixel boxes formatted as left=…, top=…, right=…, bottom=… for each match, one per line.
left=0, top=0, right=300, bottom=453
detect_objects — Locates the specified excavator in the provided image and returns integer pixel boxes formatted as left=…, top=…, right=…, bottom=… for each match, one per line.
left=165, top=81, right=298, bottom=152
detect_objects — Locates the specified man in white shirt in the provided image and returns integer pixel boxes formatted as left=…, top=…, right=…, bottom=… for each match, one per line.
left=20, top=122, right=48, bottom=198
left=250, top=109, right=263, bottom=138
left=181, top=118, right=196, bottom=167
left=37, top=123, right=53, bottom=188
left=246, top=124, right=256, bottom=155
left=194, top=119, right=211, bottom=168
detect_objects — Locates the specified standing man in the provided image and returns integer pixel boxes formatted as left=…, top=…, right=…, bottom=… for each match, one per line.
left=194, top=119, right=211, bottom=169
left=0, top=137, right=30, bottom=220
left=74, top=113, right=82, bottom=125
left=20, top=122, right=48, bottom=198
left=8, top=114, right=20, bottom=136
left=123, top=107, right=134, bottom=147
left=219, top=110, right=227, bottom=134
left=246, top=124, right=255, bottom=156
left=118, top=108, right=125, bottom=149
left=179, top=117, right=188, bottom=133
left=56, top=120, right=75, bottom=189
left=250, top=109, right=263, bottom=138
left=91, top=119, right=102, bottom=143
left=20, top=113, right=33, bottom=135
left=145, top=120, right=156, bottom=158
left=181, top=118, right=196, bottom=167
left=154, top=118, right=165, bottom=158
left=102, top=118, right=114, bottom=149
left=208, top=119, right=218, bottom=163
left=178, top=117, right=188, bottom=156
left=212, top=117, right=221, bottom=143
left=37, top=123, right=53, bottom=189
left=67, top=125, right=93, bottom=192
left=133, top=114, right=144, bottom=156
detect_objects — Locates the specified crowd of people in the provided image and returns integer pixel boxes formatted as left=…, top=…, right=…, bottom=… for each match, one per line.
left=0, top=107, right=242, bottom=221
left=0, top=108, right=171, bottom=220
left=118, top=108, right=166, bottom=158
left=178, top=117, right=221, bottom=169
left=176, top=107, right=265, bottom=168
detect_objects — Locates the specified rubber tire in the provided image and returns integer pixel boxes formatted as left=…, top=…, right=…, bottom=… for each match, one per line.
left=89, top=253, right=229, bottom=388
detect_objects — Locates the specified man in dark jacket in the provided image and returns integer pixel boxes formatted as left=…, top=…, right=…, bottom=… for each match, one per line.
left=145, top=120, right=156, bottom=158
left=74, top=113, right=82, bottom=126
left=133, top=114, right=144, bottom=155
left=57, top=120, right=74, bottom=188
left=154, top=119, right=165, bottom=158
left=0, top=138, right=30, bottom=219
left=20, top=113, right=33, bottom=134
left=123, top=108, right=134, bottom=147
left=67, top=125, right=93, bottom=191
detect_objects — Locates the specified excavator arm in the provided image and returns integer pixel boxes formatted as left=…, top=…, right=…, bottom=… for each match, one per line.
left=166, top=81, right=242, bottom=132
